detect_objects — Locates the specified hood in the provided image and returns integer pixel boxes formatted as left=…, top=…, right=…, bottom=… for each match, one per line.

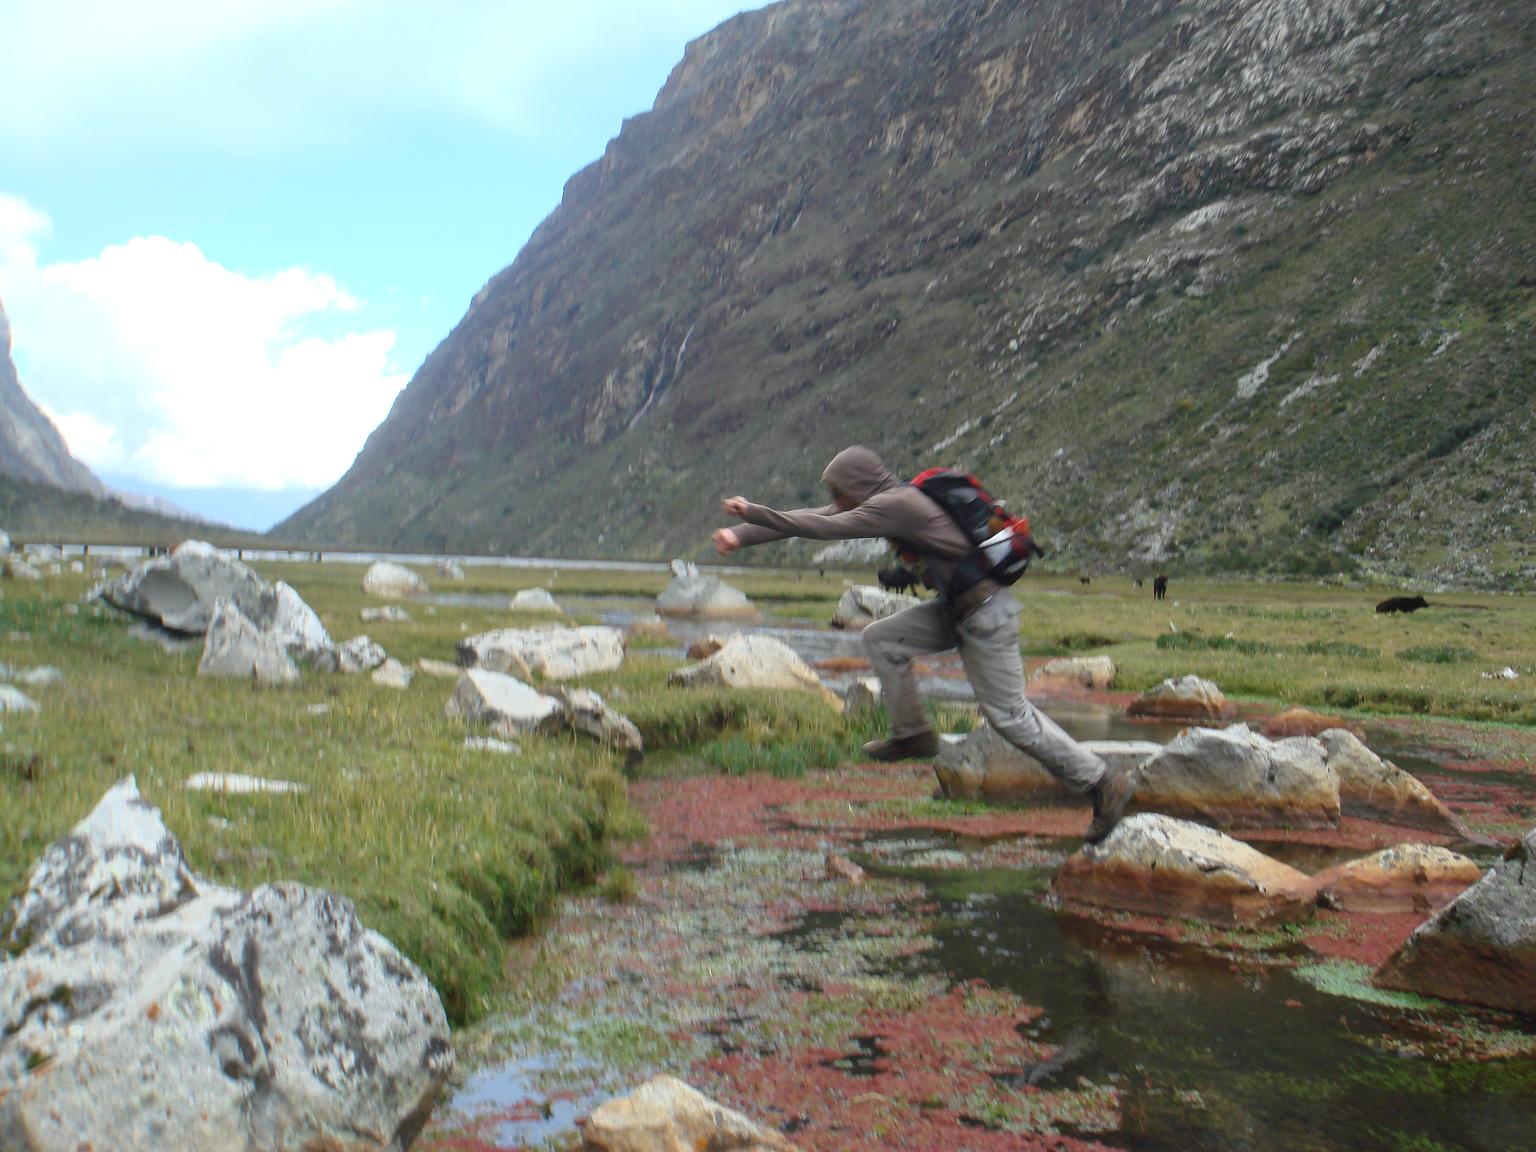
left=821, top=445, right=899, bottom=506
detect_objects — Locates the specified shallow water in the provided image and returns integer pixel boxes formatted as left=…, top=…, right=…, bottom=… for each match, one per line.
left=913, top=867, right=1536, bottom=1152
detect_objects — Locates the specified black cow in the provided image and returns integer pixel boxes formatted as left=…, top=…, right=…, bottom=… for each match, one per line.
left=877, top=565, right=922, bottom=596
left=1153, top=574, right=1169, bottom=600
left=1376, top=595, right=1430, bottom=615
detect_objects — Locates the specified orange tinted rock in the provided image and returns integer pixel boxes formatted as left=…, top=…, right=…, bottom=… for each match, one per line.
left=1054, top=813, right=1315, bottom=928
left=1311, top=844, right=1484, bottom=914
left=1262, top=709, right=1362, bottom=740
left=1318, top=729, right=1466, bottom=836
left=1127, top=675, right=1235, bottom=721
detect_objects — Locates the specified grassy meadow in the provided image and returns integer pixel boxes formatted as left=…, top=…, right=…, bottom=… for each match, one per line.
left=1, top=558, right=1532, bottom=1025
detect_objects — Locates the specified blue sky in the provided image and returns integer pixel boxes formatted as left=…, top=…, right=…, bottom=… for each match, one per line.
left=0, top=0, right=770, bottom=530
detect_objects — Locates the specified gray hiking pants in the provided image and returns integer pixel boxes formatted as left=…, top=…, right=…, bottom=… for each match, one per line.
left=862, top=593, right=1107, bottom=794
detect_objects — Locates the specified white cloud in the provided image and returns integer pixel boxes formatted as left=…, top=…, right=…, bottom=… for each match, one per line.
left=0, top=1, right=773, bottom=152
left=0, top=194, right=406, bottom=490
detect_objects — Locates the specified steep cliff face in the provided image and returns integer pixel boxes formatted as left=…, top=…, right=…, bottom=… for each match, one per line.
left=279, top=0, right=1536, bottom=588
left=0, top=299, right=104, bottom=497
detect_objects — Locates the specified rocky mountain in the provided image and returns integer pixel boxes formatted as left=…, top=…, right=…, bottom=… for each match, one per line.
left=0, top=297, right=104, bottom=498
left=277, top=0, right=1536, bottom=589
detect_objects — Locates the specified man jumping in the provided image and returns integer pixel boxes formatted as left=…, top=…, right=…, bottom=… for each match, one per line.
left=712, top=445, right=1136, bottom=843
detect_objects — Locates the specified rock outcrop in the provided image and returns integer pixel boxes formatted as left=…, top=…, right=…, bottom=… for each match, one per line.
left=552, top=687, right=645, bottom=765
left=1053, top=812, right=1316, bottom=927
left=1132, top=723, right=1340, bottom=829
left=1374, top=828, right=1536, bottom=1017
left=510, top=587, right=562, bottom=613
left=0, top=778, right=452, bottom=1152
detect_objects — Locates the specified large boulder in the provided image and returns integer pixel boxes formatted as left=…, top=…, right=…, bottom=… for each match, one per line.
left=261, top=580, right=334, bottom=664
left=668, top=635, right=838, bottom=708
left=1127, top=675, right=1235, bottom=721
left=1053, top=812, right=1316, bottom=927
left=655, top=559, right=757, bottom=620
left=362, top=561, right=427, bottom=599
left=1318, top=729, right=1465, bottom=836
left=1311, top=844, right=1484, bottom=915
left=94, top=541, right=268, bottom=634
left=581, top=1074, right=794, bottom=1152
left=1030, top=655, right=1117, bottom=690
left=843, top=676, right=883, bottom=717
left=1374, top=828, right=1536, bottom=1017
left=830, top=585, right=922, bottom=630
left=197, top=599, right=300, bottom=685
left=445, top=670, right=562, bottom=732
left=1132, top=723, right=1340, bottom=829
left=457, top=625, right=625, bottom=680
left=934, top=721, right=1159, bottom=803
left=372, top=658, right=415, bottom=690
left=0, top=779, right=452, bottom=1152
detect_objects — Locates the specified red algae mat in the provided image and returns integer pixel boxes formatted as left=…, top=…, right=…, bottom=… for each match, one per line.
left=422, top=716, right=1536, bottom=1152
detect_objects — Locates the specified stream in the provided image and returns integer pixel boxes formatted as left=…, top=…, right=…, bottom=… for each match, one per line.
left=423, top=597, right=1536, bottom=1152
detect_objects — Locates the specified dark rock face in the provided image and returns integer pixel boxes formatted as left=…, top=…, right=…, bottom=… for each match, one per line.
left=278, top=0, right=1536, bottom=589
left=0, top=299, right=103, bottom=497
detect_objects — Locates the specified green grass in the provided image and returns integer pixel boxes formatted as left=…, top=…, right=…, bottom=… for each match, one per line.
left=4, top=558, right=1533, bottom=1026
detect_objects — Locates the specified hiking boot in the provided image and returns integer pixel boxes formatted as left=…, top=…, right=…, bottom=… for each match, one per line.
left=862, top=730, right=940, bottom=762
left=1085, top=762, right=1137, bottom=845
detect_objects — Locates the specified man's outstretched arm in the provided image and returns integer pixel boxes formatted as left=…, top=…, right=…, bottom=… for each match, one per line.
left=713, top=495, right=841, bottom=554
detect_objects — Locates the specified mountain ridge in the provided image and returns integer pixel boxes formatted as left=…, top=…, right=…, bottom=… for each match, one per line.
left=277, top=0, right=1536, bottom=589
left=0, top=298, right=105, bottom=498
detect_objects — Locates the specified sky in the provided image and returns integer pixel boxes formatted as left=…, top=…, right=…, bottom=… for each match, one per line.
left=0, top=0, right=771, bottom=531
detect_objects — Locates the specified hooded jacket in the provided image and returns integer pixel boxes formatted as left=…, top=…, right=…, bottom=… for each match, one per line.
left=730, top=445, right=1001, bottom=616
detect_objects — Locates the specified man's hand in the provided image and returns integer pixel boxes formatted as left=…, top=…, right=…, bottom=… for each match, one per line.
left=712, top=527, right=741, bottom=555
left=721, top=495, right=750, bottom=518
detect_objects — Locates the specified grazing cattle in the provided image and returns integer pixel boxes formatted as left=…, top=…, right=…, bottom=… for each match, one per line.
left=1079, top=575, right=1092, bottom=585
left=1376, top=595, right=1430, bottom=615
left=877, top=565, right=922, bottom=596
left=1153, top=574, right=1169, bottom=600
left=1134, top=578, right=1145, bottom=588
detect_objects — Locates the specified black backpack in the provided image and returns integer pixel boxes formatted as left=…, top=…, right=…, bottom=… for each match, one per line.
left=902, top=469, right=1045, bottom=588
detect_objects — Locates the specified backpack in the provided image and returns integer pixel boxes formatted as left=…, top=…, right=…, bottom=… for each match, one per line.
left=905, top=468, right=1044, bottom=588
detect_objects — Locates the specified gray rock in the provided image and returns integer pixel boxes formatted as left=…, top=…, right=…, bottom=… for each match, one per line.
left=372, top=658, right=415, bottom=690
left=3, top=557, right=42, bottom=581
left=510, top=587, right=562, bottom=613
left=361, top=605, right=413, bottom=623
left=843, top=677, right=883, bottom=717
left=581, top=1074, right=793, bottom=1152
left=1318, top=729, right=1464, bottom=835
left=0, top=529, right=9, bottom=553
left=457, top=625, right=625, bottom=680
left=464, top=736, right=520, bottom=755
left=362, top=561, right=427, bottom=598
left=553, top=687, right=644, bottom=764
left=0, top=778, right=452, bottom=1152
left=262, top=580, right=333, bottom=664
left=0, top=685, right=40, bottom=713
left=0, top=665, right=62, bottom=688
left=437, top=559, right=466, bottom=581
left=831, top=585, right=922, bottom=629
left=1127, top=675, right=1235, bottom=720
left=445, top=670, right=562, bottom=732
left=934, top=720, right=1159, bottom=803
left=1375, top=828, right=1536, bottom=1016
left=1031, top=655, right=1117, bottom=690
left=1134, top=723, right=1340, bottom=829
left=1054, top=812, right=1317, bottom=927
left=337, top=635, right=388, bottom=675
left=197, top=599, right=300, bottom=685
left=94, top=541, right=268, bottom=634
left=183, top=773, right=307, bottom=795
left=668, top=635, right=837, bottom=706
left=656, top=561, right=757, bottom=620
